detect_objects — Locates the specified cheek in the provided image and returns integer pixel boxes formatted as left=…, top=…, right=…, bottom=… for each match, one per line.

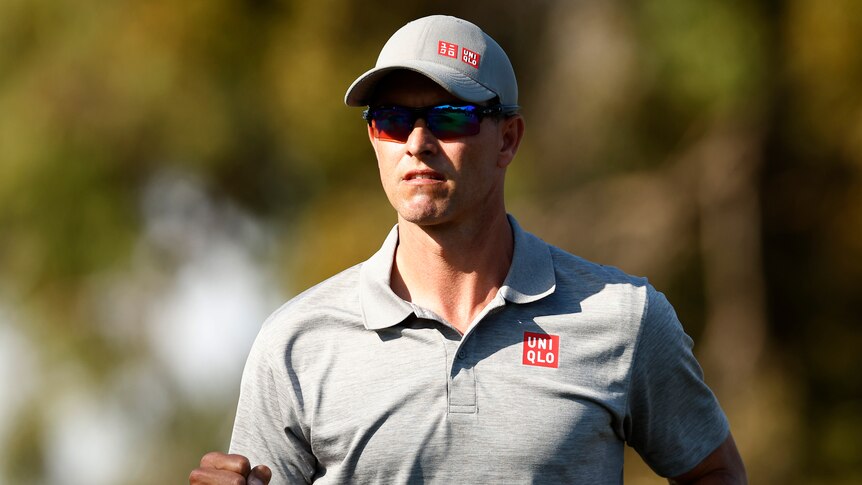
left=455, top=141, right=497, bottom=177
left=376, top=155, right=401, bottom=203
left=374, top=145, right=399, bottom=178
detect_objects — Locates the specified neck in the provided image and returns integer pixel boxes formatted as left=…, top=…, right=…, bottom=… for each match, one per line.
left=391, top=211, right=514, bottom=334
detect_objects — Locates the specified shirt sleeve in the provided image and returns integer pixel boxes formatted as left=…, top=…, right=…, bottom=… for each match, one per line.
left=229, top=323, right=317, bottom=483
left=623, top=284, right=730, bottom=477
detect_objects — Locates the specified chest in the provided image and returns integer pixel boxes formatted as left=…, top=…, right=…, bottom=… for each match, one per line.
left=290, top=307, right=638, bottom=482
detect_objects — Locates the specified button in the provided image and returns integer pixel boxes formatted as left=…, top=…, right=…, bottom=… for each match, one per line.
left=457, top=351, right=466, bottom=359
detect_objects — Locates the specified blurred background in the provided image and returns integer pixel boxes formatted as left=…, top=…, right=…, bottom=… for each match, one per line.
left=1, top=0, right=860, bottom=483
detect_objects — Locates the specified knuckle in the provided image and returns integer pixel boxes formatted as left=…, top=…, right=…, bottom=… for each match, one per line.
left=200, top=450, right=222, bottom=466
left=188, top=468, right=202, bottom=484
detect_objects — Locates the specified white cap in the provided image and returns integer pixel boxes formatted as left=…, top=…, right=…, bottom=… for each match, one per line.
left=344, top=15, right=518, bottom=106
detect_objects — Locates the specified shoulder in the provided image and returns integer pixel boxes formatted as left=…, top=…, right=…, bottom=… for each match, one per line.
left=545, top=244, right=651, bottom=319
left=255, top=263, right=365, bottom=351
left=548, top=244, right=648, bottom=288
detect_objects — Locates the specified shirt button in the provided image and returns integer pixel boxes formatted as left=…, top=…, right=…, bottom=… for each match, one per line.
left=457, top=351, right=466, bottom=359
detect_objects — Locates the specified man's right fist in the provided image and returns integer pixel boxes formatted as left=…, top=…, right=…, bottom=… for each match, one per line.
left=189, top=451, right=272, bottom=485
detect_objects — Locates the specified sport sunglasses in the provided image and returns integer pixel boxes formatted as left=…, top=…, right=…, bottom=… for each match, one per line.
left=363, top=103, right=520, bottom=143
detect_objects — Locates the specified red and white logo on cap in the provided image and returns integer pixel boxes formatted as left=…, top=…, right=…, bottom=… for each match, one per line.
left=437, top=40, right=481, bottom=69
left=522, top=332, right=560, bottom=368
left=461, top=48, right=480, bottom=68
left=438, top=41, right=458, bottom=59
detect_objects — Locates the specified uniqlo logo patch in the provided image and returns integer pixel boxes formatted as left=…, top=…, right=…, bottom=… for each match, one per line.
left=461, top=48, right=480, bottom=68
left=438, top=41, right=458, bottom=59
left=522, top=332, right=560, bottom=368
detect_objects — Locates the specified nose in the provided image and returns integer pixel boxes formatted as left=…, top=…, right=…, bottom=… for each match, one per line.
left=405, top=118, right=438, bottom=157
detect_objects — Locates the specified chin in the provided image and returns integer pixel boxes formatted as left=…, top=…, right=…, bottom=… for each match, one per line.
left=397, top=208, right=451, bottom=226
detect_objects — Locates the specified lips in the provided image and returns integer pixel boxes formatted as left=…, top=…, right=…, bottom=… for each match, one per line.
left=404, top=169, right=445, bottom=182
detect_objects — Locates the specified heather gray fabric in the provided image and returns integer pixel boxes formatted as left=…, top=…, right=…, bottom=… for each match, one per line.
left=229, top=216, right=729, bottom=484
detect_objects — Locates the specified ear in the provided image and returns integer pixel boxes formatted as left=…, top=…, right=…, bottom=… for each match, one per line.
left=368, top=124, right=380, bottom=153
left=497, top=114, right=525, bottom=168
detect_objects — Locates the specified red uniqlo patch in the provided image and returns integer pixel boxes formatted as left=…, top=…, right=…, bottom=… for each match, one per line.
left=461, top=48, right=481, bottom=68
left=438, top=41, right=458, bottom=59
left=522, top=332, right=560, bottom=368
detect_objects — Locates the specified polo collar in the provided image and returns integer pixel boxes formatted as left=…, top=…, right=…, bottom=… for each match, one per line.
left=359, top=226, right=415, bottom=330
left=359, top=215, right=556, bottom=330
left=499, top=216, right=557, bottom=304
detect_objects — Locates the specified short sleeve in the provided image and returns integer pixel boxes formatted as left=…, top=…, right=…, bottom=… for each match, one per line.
left=229, top=324, right=317, bottom=483
left=624, top=285, right=730, bottom=477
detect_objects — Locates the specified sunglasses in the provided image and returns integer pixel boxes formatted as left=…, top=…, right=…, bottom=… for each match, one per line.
left=363, top=103, right=519, bottom=143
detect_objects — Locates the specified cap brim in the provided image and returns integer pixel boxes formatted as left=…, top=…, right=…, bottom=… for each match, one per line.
left=344, top=60, right=497, bottom=106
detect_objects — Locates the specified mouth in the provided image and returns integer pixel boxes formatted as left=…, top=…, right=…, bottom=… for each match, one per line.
left=403, top=170, right=445, bottom=184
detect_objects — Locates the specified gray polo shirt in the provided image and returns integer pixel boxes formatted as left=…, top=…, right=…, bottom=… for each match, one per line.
left=229, top=217, right=729, bottom=484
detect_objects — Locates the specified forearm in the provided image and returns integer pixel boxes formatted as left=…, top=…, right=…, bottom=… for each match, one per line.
left=669, top=469, right=747, bottom=485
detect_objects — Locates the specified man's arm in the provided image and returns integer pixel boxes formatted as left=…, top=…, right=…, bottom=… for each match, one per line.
left=189, top=451, right=272, bottom=485
left=669, top=434, right=747, bottom=485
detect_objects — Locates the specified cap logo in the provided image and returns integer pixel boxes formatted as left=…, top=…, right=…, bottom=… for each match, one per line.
left=437, top=40, right=481, bottom=69
left=461, top=48, right=480, bottom=68
left=438, top=41, right=458, bottom=59
left=522, top=332, right=560, bottom=368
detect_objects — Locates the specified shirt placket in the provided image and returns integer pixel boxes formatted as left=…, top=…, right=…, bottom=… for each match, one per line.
left=447, top=337, right=477, bottom=416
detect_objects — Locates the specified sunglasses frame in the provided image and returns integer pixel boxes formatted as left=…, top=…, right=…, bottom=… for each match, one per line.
left=363, top=103, right=520, bottom=142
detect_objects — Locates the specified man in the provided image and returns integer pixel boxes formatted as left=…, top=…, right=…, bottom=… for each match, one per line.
left=190, top=15, right=746, bottom=484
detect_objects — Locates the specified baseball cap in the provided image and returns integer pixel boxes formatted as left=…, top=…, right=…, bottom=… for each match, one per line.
left=344, top=15, right=518, bottom=107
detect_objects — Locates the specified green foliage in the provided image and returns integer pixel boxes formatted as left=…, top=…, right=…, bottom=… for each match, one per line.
left=638, top=0, right=767, bottom=117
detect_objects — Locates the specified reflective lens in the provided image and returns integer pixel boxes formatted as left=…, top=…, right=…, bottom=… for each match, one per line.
left=363, top=104, right=519, bottom=143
